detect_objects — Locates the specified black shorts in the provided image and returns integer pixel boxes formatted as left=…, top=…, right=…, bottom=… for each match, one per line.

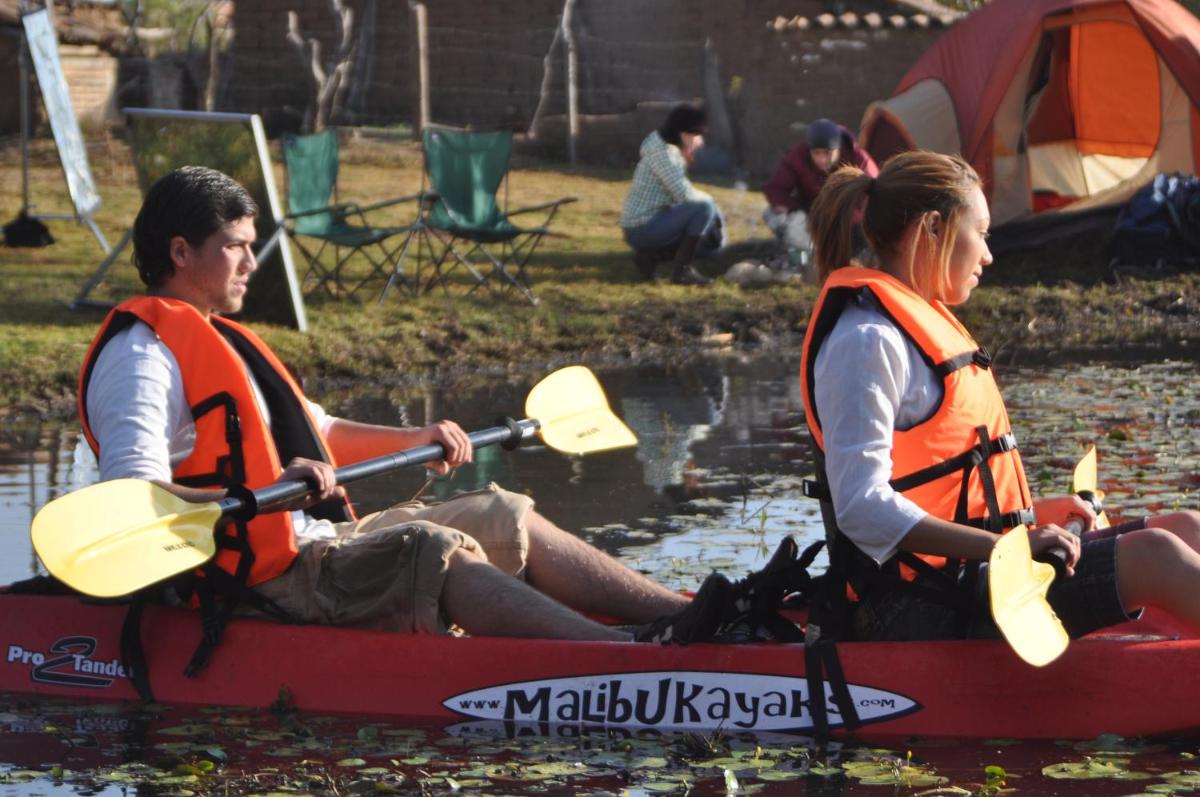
left=852, top=528, right=1141, bottom=642
left=1048, top=518, right=1145, bottom=637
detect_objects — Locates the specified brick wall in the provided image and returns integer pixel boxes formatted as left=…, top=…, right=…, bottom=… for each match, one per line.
left=0, top=30, right=18, bottom=135
left=60, top=44, right=118, bottom=125
left=714, top=21, right=945, bottom=174
left=226, top=0, right=950, bottom=176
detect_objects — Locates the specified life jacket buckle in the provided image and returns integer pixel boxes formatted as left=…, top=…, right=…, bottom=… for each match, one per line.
left=802, top=478, right=832, bottom=501
left=972, top=347, right=992, bottom=369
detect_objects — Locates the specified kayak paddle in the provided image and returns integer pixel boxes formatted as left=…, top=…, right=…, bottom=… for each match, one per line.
left=992, top=446, right=1118, bottom=666
left=32, top=365, right=636, bottom=599
left=989, top=524, right=1069, bottom=667
left=1070, top=444, right=1109, bottom=531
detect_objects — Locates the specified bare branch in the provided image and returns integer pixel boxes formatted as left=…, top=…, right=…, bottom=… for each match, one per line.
left=288, top=3, right=358, bottom=132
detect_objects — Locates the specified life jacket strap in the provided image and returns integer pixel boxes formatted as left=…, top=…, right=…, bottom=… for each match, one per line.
left=964, top=508, right=1036, bottom=531
left=889, top=432, right=1017, bottom=493
left=933, top=346, right=992, bottom=378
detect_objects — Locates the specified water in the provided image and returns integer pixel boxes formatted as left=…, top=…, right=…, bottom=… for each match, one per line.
left=3, top=351, right=1200, bottom=794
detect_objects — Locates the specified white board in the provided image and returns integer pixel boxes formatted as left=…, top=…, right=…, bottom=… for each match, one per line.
left=22, top=7, right=101, bottom=217
left=124, top=108, right=307, bottom=331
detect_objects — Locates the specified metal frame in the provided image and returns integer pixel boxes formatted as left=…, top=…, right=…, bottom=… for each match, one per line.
left=70, top=108, right=308, bottom=332
left=17, top=2, right=110, bottom=258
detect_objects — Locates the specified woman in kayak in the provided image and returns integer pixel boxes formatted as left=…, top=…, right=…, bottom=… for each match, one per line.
left=800, top=149, right=1200, bottom=640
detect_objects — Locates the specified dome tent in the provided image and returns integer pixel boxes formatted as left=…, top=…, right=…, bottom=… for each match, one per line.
left=859, top=0, right=1200, bottom=225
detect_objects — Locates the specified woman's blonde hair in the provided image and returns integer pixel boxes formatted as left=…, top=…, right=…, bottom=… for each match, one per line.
left=808, top=150, right=981, bottom=299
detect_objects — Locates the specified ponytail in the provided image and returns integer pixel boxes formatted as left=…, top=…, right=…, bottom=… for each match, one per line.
left=809, top=150, right=981, bottom=296
left=809, top=166, right=873, bottom=284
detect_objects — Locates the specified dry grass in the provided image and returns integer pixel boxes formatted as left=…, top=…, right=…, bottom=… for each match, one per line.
left=3, top=130, right=1198, bottom=422
left=0, top=131, right=808, bottom=420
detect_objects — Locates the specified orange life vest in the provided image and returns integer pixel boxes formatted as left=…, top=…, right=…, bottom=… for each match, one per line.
left=78, top=296, right=354, bottom=588
left=801, top=268, right=1034, bottom=579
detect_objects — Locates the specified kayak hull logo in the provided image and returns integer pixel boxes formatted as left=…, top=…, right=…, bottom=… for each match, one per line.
left=6, top=636, right=130, bottom=689
left=445, top=671, right=918, bottom=731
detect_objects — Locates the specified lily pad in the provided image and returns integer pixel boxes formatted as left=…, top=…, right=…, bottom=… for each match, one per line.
left=1042, top=758, right=1137, bottom=779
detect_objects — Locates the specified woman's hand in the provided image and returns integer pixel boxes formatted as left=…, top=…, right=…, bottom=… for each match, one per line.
left=1034, top=494, right=1096, bottom=534
left=1026, top=523, right=1082, bottom=577
left=277, top=457, right=345, bottom=510
left=681, top=132, right=704, bottom=166
left=422, top=419, right=473, bottom=475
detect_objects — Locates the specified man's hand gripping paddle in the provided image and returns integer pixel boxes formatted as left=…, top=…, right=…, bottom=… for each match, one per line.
left=32, top=366, right=636, bottom=598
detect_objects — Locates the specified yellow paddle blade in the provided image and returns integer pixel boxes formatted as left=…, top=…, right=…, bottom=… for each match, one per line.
left=989, top=525, right=1069, bottom=667
left=1073, top=445, right=1098, bottom=493
left=525, top=366, right=637, bottom=455
left=1073, top=445, right=1110, bottom=529
left=31, top=479, right=220, bottom=598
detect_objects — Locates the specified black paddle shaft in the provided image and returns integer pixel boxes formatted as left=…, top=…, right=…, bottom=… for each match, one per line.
left=1034, top=489, right=1106, bottom=580
left=215, top=417, right=540, bottom=520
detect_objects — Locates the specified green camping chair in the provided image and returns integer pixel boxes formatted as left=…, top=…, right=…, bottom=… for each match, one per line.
left=409, top=125, right=577, bottom=305
left=283, top=130, right=422, bottom=299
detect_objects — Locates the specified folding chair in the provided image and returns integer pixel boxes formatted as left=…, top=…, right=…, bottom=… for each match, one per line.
left=411, top=126, right=577, bottom=305
left=282, top=130, right=422, bottom=299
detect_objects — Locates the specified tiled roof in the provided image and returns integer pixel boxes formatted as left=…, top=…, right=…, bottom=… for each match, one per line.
left=1, top=0, right=128, bottom=51
left=768, top=0, right=964, bottom=32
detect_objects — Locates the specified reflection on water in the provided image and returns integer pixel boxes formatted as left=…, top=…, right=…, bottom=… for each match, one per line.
left=3, top=352, right=1200, bottom=794
left=0, top=691, right=1196, bottom=796
left=620, top=365, right=727, bottom=493
left=0, top=354, right=824, bottom=590
left=5, top=354, right=1200, bottom=590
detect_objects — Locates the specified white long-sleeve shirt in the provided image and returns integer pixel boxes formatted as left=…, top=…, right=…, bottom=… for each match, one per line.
left=812, top=293, right=942, bottom=564
left=85, top=320, right=336, bottom=538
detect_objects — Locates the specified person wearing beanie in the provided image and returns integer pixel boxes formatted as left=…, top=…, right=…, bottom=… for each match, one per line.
left=762, top=119, right=879, bottom=269
left=619, top=103, right=726, bottom=286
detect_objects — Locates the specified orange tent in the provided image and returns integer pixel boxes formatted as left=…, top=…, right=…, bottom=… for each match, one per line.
left=859, top=0, right=1200, bottom=225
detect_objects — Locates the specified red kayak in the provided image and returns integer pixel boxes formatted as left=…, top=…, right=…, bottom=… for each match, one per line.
left=2, top=593, right=1197, bottom=740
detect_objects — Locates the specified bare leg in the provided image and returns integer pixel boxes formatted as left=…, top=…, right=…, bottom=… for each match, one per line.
left=442, top=548, right=630, bottom=641
left=1116, top=526, right=1200, bottom=629
left=523, top=510, right=689, bottom=623
left=1145, top=510, right=1200, bottom=553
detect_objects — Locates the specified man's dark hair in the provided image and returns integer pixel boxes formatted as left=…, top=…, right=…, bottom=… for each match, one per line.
left=659, top=103, right=707, bottom=147
left=132, top=166, right=258, bottom=289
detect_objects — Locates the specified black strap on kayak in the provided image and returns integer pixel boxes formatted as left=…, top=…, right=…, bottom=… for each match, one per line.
left=120, top=592, right=155, bottom=702
left=185, top=513, right=257, bottom=677
left=804, top=630, right=860, bottom=741
left=801, top=453, right=862, bottom=743
left=119, top=395, right=285, bottom=692
left=0, top=574, right=159, bottom=701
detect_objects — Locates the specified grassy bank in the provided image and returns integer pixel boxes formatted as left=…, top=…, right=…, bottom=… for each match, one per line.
left=2, top=132, right=1197, bottom=422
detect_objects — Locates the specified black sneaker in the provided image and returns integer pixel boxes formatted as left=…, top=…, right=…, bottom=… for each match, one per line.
left=717, top=536, right=807, bottom=643
left=635, top=572, right=732, bottom=645
left=672, top=264, right=712, bottom=286
left=633, top=251, right=659, bottom=281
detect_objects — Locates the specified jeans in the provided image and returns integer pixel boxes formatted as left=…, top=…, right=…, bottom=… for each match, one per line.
left=622, top=199, right=725, bottom=257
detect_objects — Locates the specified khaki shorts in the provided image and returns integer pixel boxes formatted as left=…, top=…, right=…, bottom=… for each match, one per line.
left=252, top=483, right=534, bottom=634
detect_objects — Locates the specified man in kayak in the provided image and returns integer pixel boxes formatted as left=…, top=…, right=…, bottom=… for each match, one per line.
left=78, top=166, right=737, bottom=652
